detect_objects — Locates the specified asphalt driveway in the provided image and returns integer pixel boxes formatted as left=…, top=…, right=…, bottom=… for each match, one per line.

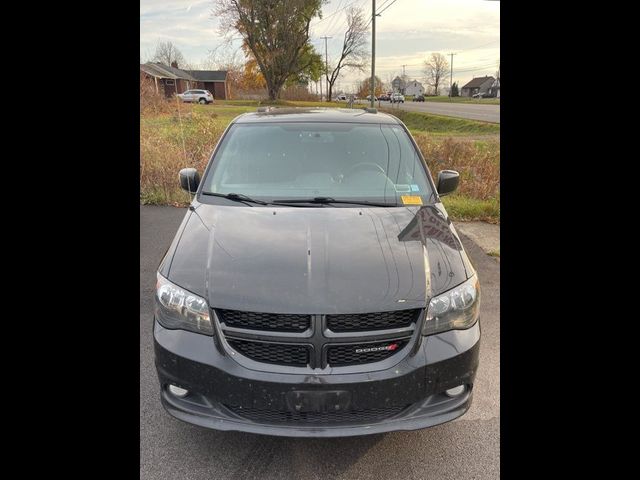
left=140, top=205, right=500, bottom=480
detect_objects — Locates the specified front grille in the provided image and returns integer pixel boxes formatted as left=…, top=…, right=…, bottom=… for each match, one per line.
left=225, top=404, right=408, bottom=425
left=227, top=339, right=309, bottom=367
left=216, top=309, right=311, bottom=332
left=327, top=340, right=409, bottom=366
left=217, top=309, right=419, bottom=369
left=326, top=309, right=420, bottom=332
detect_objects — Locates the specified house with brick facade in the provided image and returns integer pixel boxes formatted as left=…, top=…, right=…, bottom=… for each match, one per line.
left=140, top=62, right=229, bottom=99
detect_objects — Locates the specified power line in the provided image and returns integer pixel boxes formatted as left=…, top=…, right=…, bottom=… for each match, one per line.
left=310, top=0, right=362, bottom=27
left=460, top=39, right=500, bottom=52
left=455, top=63, right=498, bottom=73
left=324, top=0, right=345, bottom=35
left=376, top=0, right=394, bottom=12
left=376, top=0, right=399, bottom=16
left=365, top=0, right=399, bottom=28
left=324, top=0, right=369, bottom=48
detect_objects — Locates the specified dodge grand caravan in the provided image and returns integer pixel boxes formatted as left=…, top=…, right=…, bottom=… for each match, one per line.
left=154, top=107, right=480, bottom=437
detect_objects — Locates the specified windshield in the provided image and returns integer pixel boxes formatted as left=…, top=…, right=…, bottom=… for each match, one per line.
left=201, top=122, right=434, bottom=205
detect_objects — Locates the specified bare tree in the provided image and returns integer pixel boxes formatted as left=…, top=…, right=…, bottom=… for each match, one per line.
left=423, top=53, right=450, bottom=96
left=202, top=45, right=243, bottom=70
left=201, top=46, right=246, bottom=97
left=152, top=41, right=186, bottom=67
left=215, top=0, right=324, bottom=100
left=325, top=7, right=369, bottom=102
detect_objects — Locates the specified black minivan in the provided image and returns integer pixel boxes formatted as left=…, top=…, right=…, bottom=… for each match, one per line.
left=154, top=108, right=480, bottom=437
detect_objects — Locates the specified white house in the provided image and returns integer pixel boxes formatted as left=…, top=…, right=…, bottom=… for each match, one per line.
left=405, top=80, right=425, bottom=96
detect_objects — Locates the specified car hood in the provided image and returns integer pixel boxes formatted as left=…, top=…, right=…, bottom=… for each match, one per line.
left=166, top=203, right=471, bottom=314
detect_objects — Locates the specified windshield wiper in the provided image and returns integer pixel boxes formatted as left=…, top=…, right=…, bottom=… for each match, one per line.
left=201, top=192, right=271, bottom=206
left=272, top=197, right=398, bottom=207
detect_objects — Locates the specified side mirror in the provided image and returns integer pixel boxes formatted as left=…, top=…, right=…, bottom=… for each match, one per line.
left=437, top=170, right=460, bottom=196
left=179, top=168, right=200, bottom=194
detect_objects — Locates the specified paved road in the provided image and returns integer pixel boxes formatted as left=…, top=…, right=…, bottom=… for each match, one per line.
left=365, top=100, right=500, bottom=123
left=140, top=205, right=500, bottom=480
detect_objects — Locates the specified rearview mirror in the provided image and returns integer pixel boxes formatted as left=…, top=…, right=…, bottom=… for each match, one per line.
left=179, top=168, right=200, bottom=194
left=437, top=170, right=460, bottom=196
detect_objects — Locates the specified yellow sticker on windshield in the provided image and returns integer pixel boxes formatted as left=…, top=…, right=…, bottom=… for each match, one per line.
left=401, top=195, right=423, bottom=205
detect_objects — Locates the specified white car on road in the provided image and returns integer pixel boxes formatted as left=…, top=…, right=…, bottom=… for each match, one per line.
left=177, top=89, right=214, bottom=104
left=391, top=93, right=405, bottom=103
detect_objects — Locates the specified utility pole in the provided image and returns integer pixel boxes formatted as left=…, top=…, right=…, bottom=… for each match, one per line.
left=321, top=36, right=332, bottom=102
left=370, top=0, right=376, bottom=108
left=448, top=53, right=456, bottom=100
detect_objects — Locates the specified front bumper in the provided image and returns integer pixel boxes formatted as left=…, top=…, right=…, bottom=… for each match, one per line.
left=154, top=320, right=480, bottom=437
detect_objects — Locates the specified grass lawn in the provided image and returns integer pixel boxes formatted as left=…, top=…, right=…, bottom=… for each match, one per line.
left=141, top=99, right=499, bottom=223
left=379, top=108, right=500, bottom=136
left=441, top=195, right=500, bottom=224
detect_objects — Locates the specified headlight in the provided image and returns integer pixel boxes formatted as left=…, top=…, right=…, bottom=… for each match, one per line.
left=155, top=274, right=213, bottom=335
left=422, top=276, right=480, bottom=336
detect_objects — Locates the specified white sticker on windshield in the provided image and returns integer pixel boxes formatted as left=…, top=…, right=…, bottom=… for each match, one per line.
left=394, top=184, right=411, bottom=193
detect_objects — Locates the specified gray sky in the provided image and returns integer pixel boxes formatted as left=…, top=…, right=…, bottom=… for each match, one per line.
left=140, top=0, right=500, bottom=92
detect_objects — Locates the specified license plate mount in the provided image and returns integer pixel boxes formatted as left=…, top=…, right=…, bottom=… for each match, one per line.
left=285, top=390, right=352, bottom=413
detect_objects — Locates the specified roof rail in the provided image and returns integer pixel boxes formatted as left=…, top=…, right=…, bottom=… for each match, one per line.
left=364, top=107, right=377, bottom=113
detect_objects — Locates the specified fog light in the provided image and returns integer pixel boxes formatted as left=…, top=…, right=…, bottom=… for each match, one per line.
left=168, top=385, right=188, bottom=397
left=445, top=385, right=465, bottom=397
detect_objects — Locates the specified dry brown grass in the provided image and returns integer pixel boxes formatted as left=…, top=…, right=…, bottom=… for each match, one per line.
left=280, top=85, right=320, bottom=101
left=140, top=92, right=225, bottom=204
left=414, top=135, right=500, bottom=201
left=139, top=75, right=188, bottom=116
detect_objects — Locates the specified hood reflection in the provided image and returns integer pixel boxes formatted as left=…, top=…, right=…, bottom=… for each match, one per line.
left=166, top=203, right=470, bottom=314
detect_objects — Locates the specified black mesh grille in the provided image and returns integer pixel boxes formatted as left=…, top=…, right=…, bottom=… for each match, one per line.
left=225, top=404, right=408, bottom=425
left=326, top=309, right=420, bottom=332
left=227, top=339, right=309, bottom=367
left=327, top=340, right=409, bottom=366
left=217, top=309, right=311, bottom=332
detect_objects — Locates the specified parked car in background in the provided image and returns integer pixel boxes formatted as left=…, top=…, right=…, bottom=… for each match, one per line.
left=391, top=93, right=405, bottom=103
left=336, top=94, right=348, bottom=101
left=366, top=95, right=378, bottom=101
left=156, top=108, right=480, bottom=437
left=378, top=93, right=390, bottom=101
left=177, top=89, right=214, bottom=104
left=471, top=92, right=486, bottom=99
left=413, top=94, right=425, bottom=102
